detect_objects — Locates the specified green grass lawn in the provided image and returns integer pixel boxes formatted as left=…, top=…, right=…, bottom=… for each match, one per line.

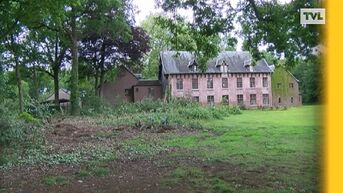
left=161, top=105, right=321, bottom=193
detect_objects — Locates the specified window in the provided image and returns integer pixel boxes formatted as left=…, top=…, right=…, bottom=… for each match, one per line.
left=207, top=95, right=214, bottom=105
left=176, top=78, right=183, bottom=90
left=221, top=65, right=228, bottom=72
left=207, top=77, right=213, bottom=89
left=289, top=83, right=294, bottom=88
left=237, top=94, right=243, bottom=105
left=222, top=78, right=228, bottom=88
left=192, top=78, right=198, bottom=89
left=278, top=97, right=281, bottom=104
left=222, top=95, right=229, bottom=104
left=193, top=65, right=197, bottom=72
left=277, top=83, right=281, bottom=89
left=237, top=77, right=242, bottom=88
left=263, top=77, right=268, bottom=87
left=250, top=77, right=255, bottom=88
left=135, top=88, right=139, bottom=92
left=125, top=89, right=130, bottom=96
left=148, top=87, right=154, bottom=97
left=250, top=94, right=256, bottom=105
left=193, top=96, right=199, bottom=102
left=291, top=97, right=294, bottom=103
left=263, top=94, right=269, bottom=105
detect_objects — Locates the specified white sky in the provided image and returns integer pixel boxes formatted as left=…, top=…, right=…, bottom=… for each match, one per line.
left=132, top=0, right=292, bottom=51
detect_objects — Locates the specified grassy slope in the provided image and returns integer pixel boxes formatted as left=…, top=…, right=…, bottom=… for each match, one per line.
left=162, top=106, right=321, bottom=193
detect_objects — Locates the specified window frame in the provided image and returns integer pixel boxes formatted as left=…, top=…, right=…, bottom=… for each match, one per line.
left=207, top=95, right=215, bottom=105
left=263, top=94, right=269, bottom=105
left=192, top=78, right=199, bottom=90
left=148, top=87, right=154, bottom=97
left=222, top=78, right=228, bottom=88
left=176, top=78, right=183, bottom=90
left=262, top=77, right=268, bottom=87
left=250, top=77, right=255, bottom=88
left=193, top=96, right=199, bottom=102
left=237, top=77, right=243, bottom=88
left=222, top=95, right=229, bottom=104
left=237, top=94, right=243, bottom=105
left=277, top=83, right=282, bottom=89
left=207, top=77, right=213, bottom=89
left=250, top=94, right=256, bottom=105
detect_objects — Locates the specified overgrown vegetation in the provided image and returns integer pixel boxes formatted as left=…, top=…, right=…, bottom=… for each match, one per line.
left=101, top=98, right=242, bottom=130
left=0, top=98, right=241, bottom=169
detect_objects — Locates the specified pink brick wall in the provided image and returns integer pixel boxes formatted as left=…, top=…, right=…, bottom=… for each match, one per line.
left=168, top=73, right=272, bottom=108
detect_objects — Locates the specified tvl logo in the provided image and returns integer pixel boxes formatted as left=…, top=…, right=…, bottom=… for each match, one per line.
left=300, top=8, right=325, bottom=24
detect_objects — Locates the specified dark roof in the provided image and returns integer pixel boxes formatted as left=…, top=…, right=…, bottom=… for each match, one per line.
left=45, top=88, right=70, bottom=102
left=135, top=80, right=161, bottom=86
left=160, top=51, right=273, bottom=74
left=120, top=65, right=140, bottom=80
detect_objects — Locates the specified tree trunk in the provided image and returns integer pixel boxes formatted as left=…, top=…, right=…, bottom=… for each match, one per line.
left=94, top=68, right=99, bottom=96
left=54, top=33, right=60, bottom=107
left=53, top=66, right=60, bottom=107
left=15, top=55, right=23, bottom=113
left=32, top=65, right=39, bottom=100
left=70, top=12, right=80, bottom=115
left=11, top=35, right=23, bottom=113
left=98, top=42, right=106, bottom=97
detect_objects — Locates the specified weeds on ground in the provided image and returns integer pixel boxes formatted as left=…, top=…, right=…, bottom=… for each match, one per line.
left=42, top=175, right=69, bottom=186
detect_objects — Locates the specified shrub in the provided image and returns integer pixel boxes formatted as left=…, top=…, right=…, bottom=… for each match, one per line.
left=81, top=94, right=113, bottom=115
left=18, top=112, right=40, bottom=124
left=25, top=98, right=54, bottom=119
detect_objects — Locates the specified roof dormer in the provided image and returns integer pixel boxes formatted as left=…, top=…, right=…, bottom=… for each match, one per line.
left=216, top=60, right=228, bottom=72
left=188, top=59, right=198, bottom=72
left=244, top=59, right=253, bottom=72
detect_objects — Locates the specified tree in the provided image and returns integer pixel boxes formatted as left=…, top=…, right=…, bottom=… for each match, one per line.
left=1, top=31, right=26, bottom=112
left=41, top=0, right=133, bottom=115
left=291, top=55, right=322, bottom=104
left=141, top=14, right=178, bottom=79
left=79, top=26, right=150, bottom=95
left=155, top=0, right=236, bottom=70
left=238, top=0, right=322, bottom=66
left=23, top=29, right=68, bottom=105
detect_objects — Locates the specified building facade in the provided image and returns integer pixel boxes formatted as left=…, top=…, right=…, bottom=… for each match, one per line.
left=99, top=51, right=301, bottom=108
left=99, top=66, right=162, bottom=105
left=271, top=66, right=302, bottom=107
left=159, top=51, right=274, bottom=108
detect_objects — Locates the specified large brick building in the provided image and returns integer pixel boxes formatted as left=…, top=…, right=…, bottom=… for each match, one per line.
left=100, top=51, right=301, bottom=108
left=159, top=51, right=274, bottom=107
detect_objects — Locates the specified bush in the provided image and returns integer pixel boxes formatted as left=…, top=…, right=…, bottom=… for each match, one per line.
left=0, top=103, right=44, bottom=166
left=99, top=99, right=241, bottom=131
left=81, top=94, right=113, bottom=115
left=25, top=98, right=54, bottom=119
left=18, top=112, right=40, bottom=124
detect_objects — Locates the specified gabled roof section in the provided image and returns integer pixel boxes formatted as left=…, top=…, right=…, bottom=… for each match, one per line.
left=46, top=88, right=70, bottom=102
left=119, top=65, right=140, bottom=80
left=160, top=51, right=273, bottom=74
left=270, top=65, right=300, bottom=82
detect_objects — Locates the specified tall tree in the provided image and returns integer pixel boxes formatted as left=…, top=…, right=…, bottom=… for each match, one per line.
left=23, top=30, right=68, bottom=105
left=40, top=0, right=133, bottom=115
left=238, top=0, right=322, bottom=66
left=155, top=0, right=236, bottom=70
left=1, top=31, right=27, bottom=112
left=79, top=26, right=150, bottom=95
